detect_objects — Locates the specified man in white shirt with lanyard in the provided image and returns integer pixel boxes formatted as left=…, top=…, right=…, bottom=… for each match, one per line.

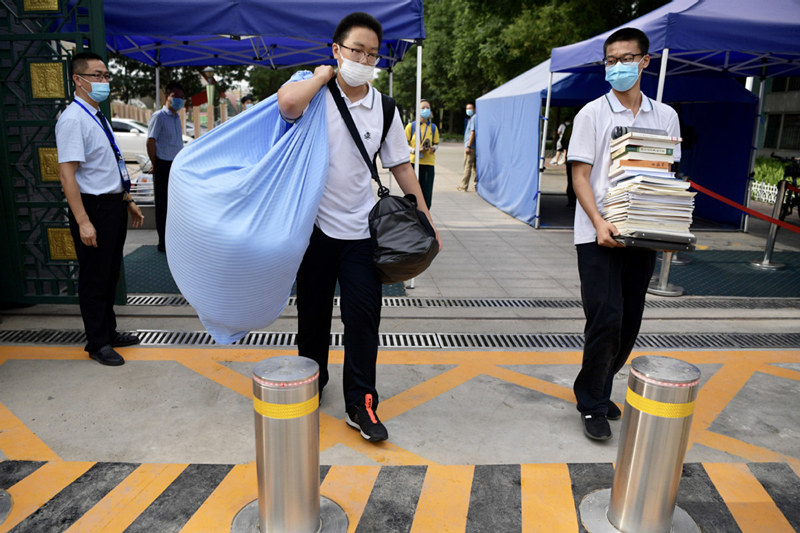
left=278, top=12, right=441, bottom=443
left=567, top=28, right=680, bottom=441
left=56, top=51, right=144, bottom=366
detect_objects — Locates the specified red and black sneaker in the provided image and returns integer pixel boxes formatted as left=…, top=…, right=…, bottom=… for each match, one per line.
left=346, top=394, right=388, bottom=442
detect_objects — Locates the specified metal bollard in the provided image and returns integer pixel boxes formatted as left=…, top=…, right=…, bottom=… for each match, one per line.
left=750, top=179, right=787, bottom=270
left=608, top=356, right=701, bottom=532
left=579, top=355, right=700, bottom=533
left=253, top=356, right=320, bottom=532
left=647, top=251, right=684, bottom=297
left=231, top=356, right=347, bottom=533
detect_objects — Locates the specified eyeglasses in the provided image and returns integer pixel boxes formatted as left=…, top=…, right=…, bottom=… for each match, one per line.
left=602, top=53, right=644, bottom=67
left=338, top=43, right=381, bottom=66
left=78, top=72, right=112, bottom=81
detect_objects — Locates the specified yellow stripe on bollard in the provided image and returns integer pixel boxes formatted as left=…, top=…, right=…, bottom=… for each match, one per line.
left=626, top=388, right=694, bottom=419
left=253, top=394, right=318, bottom=420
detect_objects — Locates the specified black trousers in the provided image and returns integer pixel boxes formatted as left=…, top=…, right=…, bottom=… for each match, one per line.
left=68, top=193, right=128, bottom=353
left=573, top=242, right=656, bottom=415
left=296, top=225, right=382, bottom=410
left=153, top=157, right=172, bottom=248
left=565, top=161, right=576, bottom=207
left=417, top=164, right=435, bottom=209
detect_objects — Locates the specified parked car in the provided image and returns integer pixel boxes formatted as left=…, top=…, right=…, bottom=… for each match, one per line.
left=111, top=118, right=192, bottom=162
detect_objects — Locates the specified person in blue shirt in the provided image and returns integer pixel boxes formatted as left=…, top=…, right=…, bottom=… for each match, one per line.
left=147, top=81, right=185, bottom=252
left=458, top=103, right=476, bottom=191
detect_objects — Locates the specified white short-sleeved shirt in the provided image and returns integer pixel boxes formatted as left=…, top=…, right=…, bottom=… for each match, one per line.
left=318, top=80, right=409, bottom=240
left=55, top=96, right=124, bottom=195
left=567, top=91, right=681, bottom=245
left=147, top=106, right=184, bottom=161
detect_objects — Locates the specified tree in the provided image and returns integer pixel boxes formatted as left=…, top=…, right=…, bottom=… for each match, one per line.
left=376, top=0, right=670, bottom=134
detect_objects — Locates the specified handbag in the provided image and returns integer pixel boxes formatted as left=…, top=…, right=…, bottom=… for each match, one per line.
left=327, top=79, right=438, bottom=284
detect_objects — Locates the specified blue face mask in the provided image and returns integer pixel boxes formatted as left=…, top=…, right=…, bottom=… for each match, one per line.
left=605, top=61, right=641, bottom=92
left=420, top=108, right=432, bottom=119
left=79, top=76, right=110, bottom=103
left=170, top=97, right=185, bottom=111
left=466, top=109, right=474, bottom=117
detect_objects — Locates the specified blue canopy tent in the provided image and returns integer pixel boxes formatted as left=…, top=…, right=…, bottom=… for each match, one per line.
left=62, top=0, right=429, bottom=181
left=476, top=60, right=757, bottom=228
left=65, top=0, right=425, bottom=68
left=546, top=0, right=800, bottom=230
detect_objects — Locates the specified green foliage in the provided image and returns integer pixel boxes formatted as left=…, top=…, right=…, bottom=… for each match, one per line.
left=754, top=157, right=786, bottom=186
left=247, top=66, right=300, bottom=100
left=108, top=53, right=249, bottom=108
left=375, top=0, right=670, bottom=134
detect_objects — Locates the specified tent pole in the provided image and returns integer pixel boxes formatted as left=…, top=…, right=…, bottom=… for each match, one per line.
left=414, top=43, right=422, bottom=181
left=656, top=47, right=669, bottom=102
left=155, top=66, right=160, bottom=111
left=744, top=75, right=766, bottom=232
left=536, top=72, right=554, bottom=230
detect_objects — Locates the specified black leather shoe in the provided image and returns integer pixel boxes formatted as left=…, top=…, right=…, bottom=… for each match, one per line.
left=606, top=401, right=622, bottom=420
left=111, top=332, right=140, bottom=347
left=89, top=345, right=125, bottom=366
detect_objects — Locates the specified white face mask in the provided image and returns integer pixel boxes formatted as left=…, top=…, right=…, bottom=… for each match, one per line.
left=338, top=55, right=375, bottom=87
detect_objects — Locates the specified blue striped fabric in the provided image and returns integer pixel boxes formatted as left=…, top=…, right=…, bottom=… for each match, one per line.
left=166, top=71, right=328, bottom=343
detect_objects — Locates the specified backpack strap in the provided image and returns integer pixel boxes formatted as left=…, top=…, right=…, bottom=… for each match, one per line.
left=327, top=78, right=390, bottom=198
left=380, top=92, right=395, bottom=147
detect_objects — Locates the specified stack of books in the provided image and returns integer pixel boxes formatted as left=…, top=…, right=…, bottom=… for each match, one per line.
left=602, top=130, right=696, bottom=247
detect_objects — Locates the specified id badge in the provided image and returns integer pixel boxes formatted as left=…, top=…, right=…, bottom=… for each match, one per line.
left=118, top=158, right=131, bottom=191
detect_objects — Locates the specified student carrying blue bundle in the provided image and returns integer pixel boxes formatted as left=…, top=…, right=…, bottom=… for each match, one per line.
left=166, top=70, right=328, bottom=344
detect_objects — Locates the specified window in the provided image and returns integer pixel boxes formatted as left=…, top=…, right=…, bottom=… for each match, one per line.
left=112, top=121, right=132, bottom=133
left=764, top=114, right=780, bottom=149
left=779, top=114, right=800, bottom=150
left=771, top=77, right=800, bottom=93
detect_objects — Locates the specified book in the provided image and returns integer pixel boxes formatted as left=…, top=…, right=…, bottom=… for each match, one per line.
left=610, top=159, right=672, bottom=173
left=609, top=131, right=681, bottom=148
left=608, top=167, right=675, bottom=183
left=611, top=151, right=675, bottom=164
left=611, top=145, right=674, bottom=158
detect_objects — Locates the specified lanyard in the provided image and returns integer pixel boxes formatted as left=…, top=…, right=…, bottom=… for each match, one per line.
left=74, top=100, right=130, bottom=191
left=74, top=100, right=123, bottom=161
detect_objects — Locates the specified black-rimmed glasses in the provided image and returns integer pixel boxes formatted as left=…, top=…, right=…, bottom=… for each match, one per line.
left=338, top=44, right=381, bottom=66
left=78, top=72, right=113, bottom=81
left=603, top=53, right=644, bottom=67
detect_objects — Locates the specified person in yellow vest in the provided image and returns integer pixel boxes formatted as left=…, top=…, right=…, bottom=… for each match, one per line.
left=405, top=99, right=439, bottom=208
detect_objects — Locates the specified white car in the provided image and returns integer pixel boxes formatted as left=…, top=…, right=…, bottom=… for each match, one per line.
left=111, top=118, right=192, bottom=162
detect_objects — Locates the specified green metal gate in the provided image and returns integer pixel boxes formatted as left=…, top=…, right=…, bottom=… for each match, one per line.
left=0, top=0, right=121, bottom=305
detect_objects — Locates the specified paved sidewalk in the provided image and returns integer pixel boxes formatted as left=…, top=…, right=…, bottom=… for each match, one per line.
left=1, top=143, right=799, bottom=532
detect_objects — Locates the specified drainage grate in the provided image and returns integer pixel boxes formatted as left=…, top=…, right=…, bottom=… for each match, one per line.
left=2, top=329, right=798, bottom=350
left=126, top=295, right=800, bottom=310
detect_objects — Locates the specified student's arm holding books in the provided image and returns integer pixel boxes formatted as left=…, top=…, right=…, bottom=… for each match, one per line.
left=572, top=161, right=623, bottom=248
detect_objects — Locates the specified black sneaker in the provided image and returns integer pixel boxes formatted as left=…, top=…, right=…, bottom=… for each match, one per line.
left=606, top=401, right=622, bottom=420
left=583, top=413, right=611, bottom=441
left=346, top=394, right=388, bottom=442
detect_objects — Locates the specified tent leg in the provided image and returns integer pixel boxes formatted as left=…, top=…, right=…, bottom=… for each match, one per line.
left=155, top=66, right=160, bottom=112
left=744, top=75, right=766, bottom=233
left=656, top=48, right=669, bottom=103
left=414, top=43, right=422, bottom=181
left=536, top=72, right=553, bottom=230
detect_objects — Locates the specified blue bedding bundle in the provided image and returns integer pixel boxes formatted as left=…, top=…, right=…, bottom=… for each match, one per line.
left=167, top=71, right=327, bottom=343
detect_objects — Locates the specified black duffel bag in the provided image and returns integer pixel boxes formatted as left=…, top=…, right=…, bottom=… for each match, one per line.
left=328, top=79, right=438, bottom=284
left=368, top=191, right=438, bottom=283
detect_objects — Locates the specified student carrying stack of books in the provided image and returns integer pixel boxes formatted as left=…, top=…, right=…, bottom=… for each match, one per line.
left=601, top=127, right=696, bottom=250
